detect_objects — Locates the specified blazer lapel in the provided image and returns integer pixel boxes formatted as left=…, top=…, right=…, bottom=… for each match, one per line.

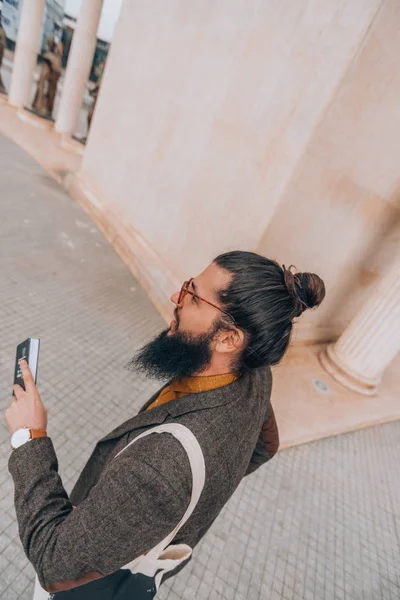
left=138, top=382, right=171, bottom=414
left=98, top=370, right=251, bottom=445
left=98, top=390, right=169, bottom=443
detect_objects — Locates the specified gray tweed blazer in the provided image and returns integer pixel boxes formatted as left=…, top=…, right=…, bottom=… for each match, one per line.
left=8, top=365, right=275, bottom=592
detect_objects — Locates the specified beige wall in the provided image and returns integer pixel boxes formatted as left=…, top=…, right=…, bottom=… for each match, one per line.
left=77, top=0, right=399, bottom=329
left=259, top=0, right=400, bottom=343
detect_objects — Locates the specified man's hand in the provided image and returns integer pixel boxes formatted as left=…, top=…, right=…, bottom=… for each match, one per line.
left=5, top=359, right=47, bottom=435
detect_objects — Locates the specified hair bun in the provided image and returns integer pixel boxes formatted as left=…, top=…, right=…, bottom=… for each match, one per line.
left=282, top=265, right=326, bottom=316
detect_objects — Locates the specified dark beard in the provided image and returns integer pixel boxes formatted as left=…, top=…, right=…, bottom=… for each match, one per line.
left=127, top=326, right=218, bottom=381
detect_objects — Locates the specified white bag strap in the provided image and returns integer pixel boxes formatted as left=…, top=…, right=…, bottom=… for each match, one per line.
left=32, top=575, right=49, bottom=600
left=114, top=423, right=206, bottom=555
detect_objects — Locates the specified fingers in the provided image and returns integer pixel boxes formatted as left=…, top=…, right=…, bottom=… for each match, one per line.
left=12, top=384, right=25, bottom=401
left=19, top=359, right=34, bottom=393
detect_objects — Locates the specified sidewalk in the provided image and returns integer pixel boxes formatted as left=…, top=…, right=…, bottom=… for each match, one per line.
left=0, top=100, right=81, bottom=185
left=0, top=134, right=399, bottom=600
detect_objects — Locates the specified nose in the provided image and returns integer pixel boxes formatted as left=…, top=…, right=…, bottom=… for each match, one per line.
left=170, top=291, right=180, bottom=305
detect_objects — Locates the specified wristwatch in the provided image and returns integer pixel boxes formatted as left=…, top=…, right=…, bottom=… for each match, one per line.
left=11, top=427, right=48, bottom=450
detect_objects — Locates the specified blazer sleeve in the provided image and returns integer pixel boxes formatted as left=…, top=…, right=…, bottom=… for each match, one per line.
left=244, top=404, right=279, bottom=476
left=8, top=433, right=191, bottom=591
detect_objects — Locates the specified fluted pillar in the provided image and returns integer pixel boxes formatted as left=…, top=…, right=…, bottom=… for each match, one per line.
left=55, top=0, right=104, bottom=136
left=8, top=0, right=46, bottom=108
left=320, top=255, right=400, bottom=395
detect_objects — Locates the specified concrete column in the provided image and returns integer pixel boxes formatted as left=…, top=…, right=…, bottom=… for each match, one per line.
left=320, top=255, right=400, bottom=395
left=55, top=0, right=104, bottom=135
left=8, top=0, right=46, bottom=108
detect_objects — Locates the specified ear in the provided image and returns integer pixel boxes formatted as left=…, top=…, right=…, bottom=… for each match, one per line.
left=214, top=328, right=245, bottom=354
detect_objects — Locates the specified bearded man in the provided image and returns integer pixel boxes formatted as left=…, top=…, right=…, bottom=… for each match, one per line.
left=6, top=251, right=325, bottom=598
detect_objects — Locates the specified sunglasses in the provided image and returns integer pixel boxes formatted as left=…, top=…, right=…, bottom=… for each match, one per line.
left=178, top=278, right=237, bottom=327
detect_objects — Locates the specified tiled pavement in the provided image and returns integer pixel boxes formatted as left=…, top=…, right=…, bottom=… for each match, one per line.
left=0, top=135, right=399, bottom=600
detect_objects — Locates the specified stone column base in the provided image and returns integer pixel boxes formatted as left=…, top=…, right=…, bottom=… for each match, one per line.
left=59, top=133, right=85, bottom=156
left=319, top=344, right=382, bottom=396
left=17, top=108, right=54, bottom=131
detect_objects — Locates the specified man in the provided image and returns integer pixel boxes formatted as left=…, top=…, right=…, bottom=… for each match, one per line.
left=6, top=251, right=324, bottom=596
left=32, top=39, right=62, bottom=119
left=0, top=14, right=7, bottom=95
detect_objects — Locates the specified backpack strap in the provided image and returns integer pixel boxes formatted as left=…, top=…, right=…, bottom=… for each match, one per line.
left=114, top=423, right=206, bottom=555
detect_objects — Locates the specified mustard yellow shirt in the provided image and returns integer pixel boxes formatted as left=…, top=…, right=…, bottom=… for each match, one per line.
left=147, top=373, right=239, bottom=411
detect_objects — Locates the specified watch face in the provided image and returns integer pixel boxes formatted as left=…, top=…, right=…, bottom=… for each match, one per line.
left=11, top=428, right=31, bottom=448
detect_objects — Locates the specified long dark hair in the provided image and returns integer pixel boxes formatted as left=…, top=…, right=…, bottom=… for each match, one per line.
left=214, top=251, right=326, bottom=369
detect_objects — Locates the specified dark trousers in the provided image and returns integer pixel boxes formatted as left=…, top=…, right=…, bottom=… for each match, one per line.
left=50, top=569, right=157, bottom=600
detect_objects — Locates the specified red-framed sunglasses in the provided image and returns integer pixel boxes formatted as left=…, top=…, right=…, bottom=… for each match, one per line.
left=178, top=278, right=237, bottom=326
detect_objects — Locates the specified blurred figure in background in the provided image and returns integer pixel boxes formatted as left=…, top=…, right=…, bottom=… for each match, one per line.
left=32, top=39, right=62, bottom=119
